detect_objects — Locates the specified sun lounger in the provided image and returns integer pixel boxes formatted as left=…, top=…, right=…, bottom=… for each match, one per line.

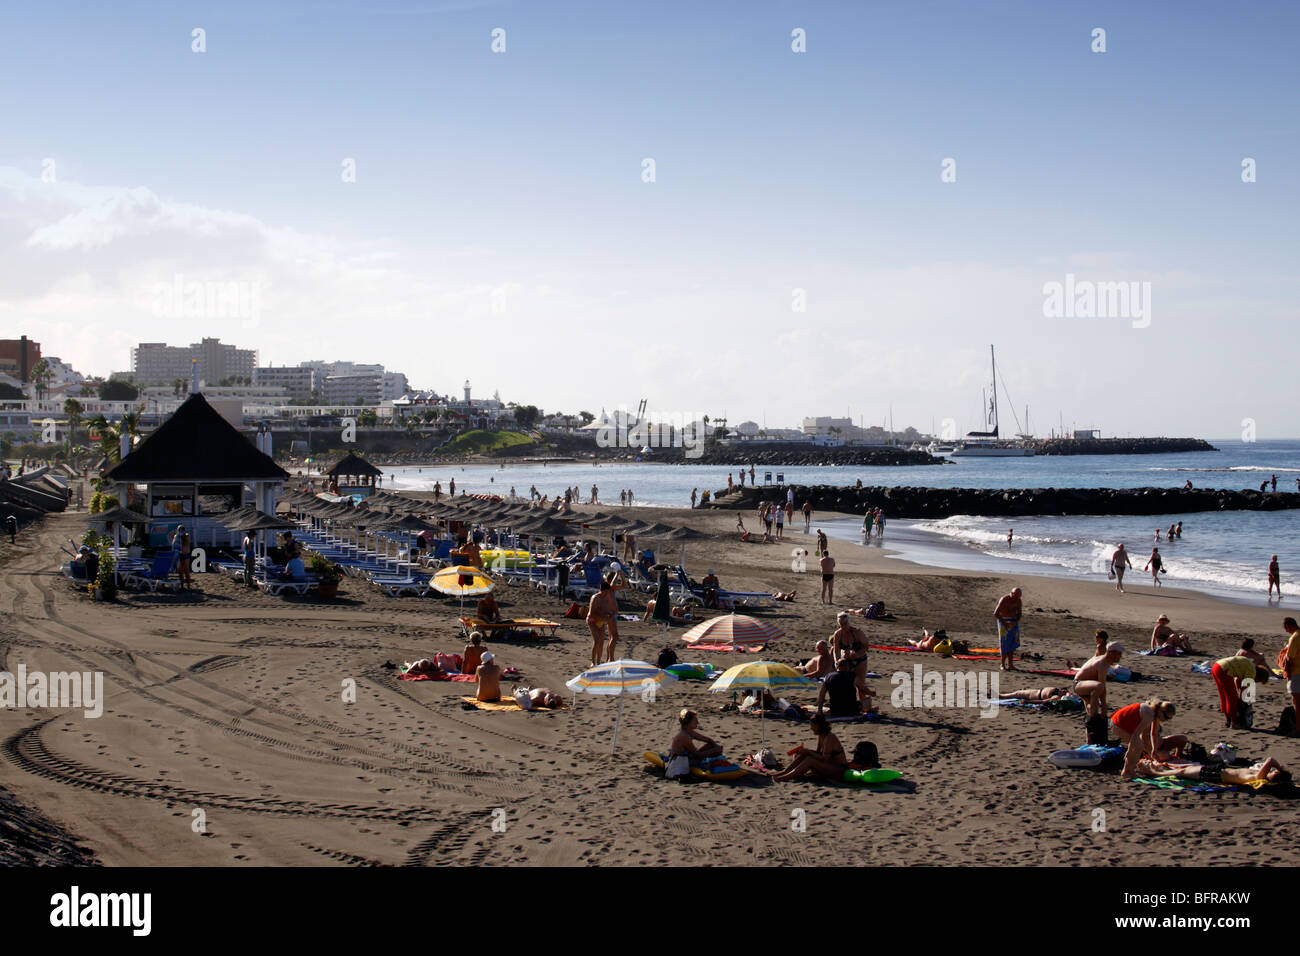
left=257, top=575, right=316, bottom=596
left=458, top=617, right=561, bottom=640
left=122, top=553, right=182, bottom=592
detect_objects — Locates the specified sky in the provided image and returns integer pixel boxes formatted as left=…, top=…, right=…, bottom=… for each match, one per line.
left=1, top=0, right=1296, bottom=438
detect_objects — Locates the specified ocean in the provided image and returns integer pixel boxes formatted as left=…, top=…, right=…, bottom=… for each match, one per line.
left=380, top=439, right=1300, bottom=603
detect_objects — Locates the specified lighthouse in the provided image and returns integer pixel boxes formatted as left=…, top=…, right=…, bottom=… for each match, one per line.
left=464, top=379, right=471, bottom=404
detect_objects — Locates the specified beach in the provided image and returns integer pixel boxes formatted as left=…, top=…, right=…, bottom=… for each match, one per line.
left=2, top=502, right=1298, bottom=867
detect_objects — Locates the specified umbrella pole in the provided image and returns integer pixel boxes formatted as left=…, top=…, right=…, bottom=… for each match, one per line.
left=612, top=690, right=625, bottom=756
left=761, top=707, right=767, bottom=750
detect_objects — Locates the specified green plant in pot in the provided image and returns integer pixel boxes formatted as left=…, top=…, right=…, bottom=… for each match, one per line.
left=92, top=545, right=117, bottom=601
left=308, top=551, right=340, bottom=598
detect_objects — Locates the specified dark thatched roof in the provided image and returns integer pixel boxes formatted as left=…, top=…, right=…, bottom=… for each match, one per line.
left=106, top=394, right=288, bottom=484
left=325, top=452, right=383, bottom=478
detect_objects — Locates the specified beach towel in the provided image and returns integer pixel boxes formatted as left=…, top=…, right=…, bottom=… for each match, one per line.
left=1132, top=776, right=1235, bottom=794
left=1140, top=646, right=1187, bottom=657
left=745, top=705, right=881, bottom=723
left=458, top=695, right=566, bottom=712
left=1190, top=661, right=1214, bottom=674
left=997, top=619, right=1020, bottom=655
left=1024, top=668, right=1080, bottom=679
left=400, top=670, right=477, bottom=682
left=688, top=642, right=766, bottom=653
left=869, top=643, right=1010, bottom=662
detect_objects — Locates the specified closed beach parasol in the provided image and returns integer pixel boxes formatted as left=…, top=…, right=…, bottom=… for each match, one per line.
left=566, top=659, right=678, bottom=755
left=709, top=661, right=814, bottom=747
left=681, top=614, right=785, bottom=649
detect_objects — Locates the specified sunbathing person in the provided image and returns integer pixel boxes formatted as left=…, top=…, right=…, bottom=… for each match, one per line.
left=462, top=632, right=486, bottom=674
left=1074, top=642, right=1125, bottom=719
left=477, top=593, right=502, bottom=624
left=999, top=686, right=1070, bottom=702
left=773, top=713, right=848, bottom=782
left=475, top=652, right=502, bottom=702
left=670, top=709, right=723, bottom=759
left=907, top=628, right=946, bottom=651
left=1112, top=698, right=1181, bottom=779
left=800, top=640, right=835, bottom=679
left=527, top=687, right=563, bottom=709
left=817, top=657, right=864, bottom=717
left=405, top=658, right=442, bottom=677
left=1134, top=755, right=1291, bottom=787
left=772, top=589, right=796, bottom=602
left=642, top=597, right=691, bottom=623
left=1149, top=615, right=1191, bottom=654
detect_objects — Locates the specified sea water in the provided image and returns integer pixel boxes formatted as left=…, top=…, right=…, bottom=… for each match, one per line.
left=381, top=439, right=1300, bottom=603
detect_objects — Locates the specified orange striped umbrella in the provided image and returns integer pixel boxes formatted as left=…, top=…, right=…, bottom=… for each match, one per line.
left=681, top=614, right=785, bottom=646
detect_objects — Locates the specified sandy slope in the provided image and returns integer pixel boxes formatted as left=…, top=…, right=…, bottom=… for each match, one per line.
left=1, top=503, right=1298, bottom=867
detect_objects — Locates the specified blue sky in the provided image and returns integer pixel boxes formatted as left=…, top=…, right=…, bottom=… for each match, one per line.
left=1, top=0, right=1296, bottom=436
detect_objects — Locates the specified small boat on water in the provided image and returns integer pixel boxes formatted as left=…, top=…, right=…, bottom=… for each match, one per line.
left=950, top=346, right=1036, bottom=458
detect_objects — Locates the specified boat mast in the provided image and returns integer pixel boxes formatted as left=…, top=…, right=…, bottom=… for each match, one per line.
left=989, top=344, right=999, bottom=438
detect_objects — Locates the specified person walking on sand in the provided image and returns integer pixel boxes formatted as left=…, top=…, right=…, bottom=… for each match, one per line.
left=819, top=550, right=836, bottom=604
left=690, top=488, right=697, bottom=509
left=1111, top=543, right=1133, bottom=592
left=1145, top=547, right=1164, bottom=587
left=802, top=500, right=812, bottom=533
left=994, top=587, right=1023, bottom=670
left=728, top=473, right=733, bottom=492
left=774, top=503, right=784, bottom=540
left=1074, top=643, right=1124, bottom=721
left=1269, top=555, right=1282, bottom=601
left=816, top=529, right=828, bottom=555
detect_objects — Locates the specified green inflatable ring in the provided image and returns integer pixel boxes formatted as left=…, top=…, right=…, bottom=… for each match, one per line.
left=842, top=767, right=902, bottom=785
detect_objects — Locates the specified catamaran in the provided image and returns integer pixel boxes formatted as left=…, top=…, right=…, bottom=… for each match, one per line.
left=949, top=346, right=1036, bottom=458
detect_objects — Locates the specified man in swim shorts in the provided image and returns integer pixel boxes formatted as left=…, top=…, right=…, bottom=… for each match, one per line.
left=819, top=550, right=836, bottom=604
left=1269, top=555, right=1282, bottom=600
left=1110, top=543, right=1132, bottom=592
left=994, top=587, right=1022, bottom=671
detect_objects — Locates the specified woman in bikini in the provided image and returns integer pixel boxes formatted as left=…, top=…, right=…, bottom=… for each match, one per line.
left=999, top=686, right=1069, bottom=702
left=773, top=713, right=848, bottom=781
left=831, top=612, right=871, bottom=708
left=669, top=709, right=723, bottom=760
left=586, top=569, right=626, bottom=665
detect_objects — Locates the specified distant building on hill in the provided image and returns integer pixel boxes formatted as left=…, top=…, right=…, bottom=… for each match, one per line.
left=132, top=338, right=256, bottom=386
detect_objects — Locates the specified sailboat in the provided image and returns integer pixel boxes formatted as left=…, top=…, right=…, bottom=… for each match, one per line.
left=949, top=346, right=1036, bottom=458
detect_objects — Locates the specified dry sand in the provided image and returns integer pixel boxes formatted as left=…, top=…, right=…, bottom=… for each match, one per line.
left=2, top=502, right=1298, bottom=867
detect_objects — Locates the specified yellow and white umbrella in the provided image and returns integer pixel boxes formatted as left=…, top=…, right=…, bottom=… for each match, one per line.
left=432, top=565, right=495, bottom=611
left=710, top=661, right=813, bottom=747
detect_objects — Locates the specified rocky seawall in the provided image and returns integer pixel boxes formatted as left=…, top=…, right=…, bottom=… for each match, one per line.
left=1031, top=437, right=1216, bottom=456
left=712, top=484, right=1300, bottom=518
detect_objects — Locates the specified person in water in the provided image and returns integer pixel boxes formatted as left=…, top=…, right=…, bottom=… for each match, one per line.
left=1269, top=555, right=1282, bottom=601
left=773, top=713, right=848, bottom=782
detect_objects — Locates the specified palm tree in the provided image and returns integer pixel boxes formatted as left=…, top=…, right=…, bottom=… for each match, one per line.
left=63, top=398, right=84, bottom=452
left=87, top=412, right=142, bottom=463
left=30, top=358, right=53, bottom=404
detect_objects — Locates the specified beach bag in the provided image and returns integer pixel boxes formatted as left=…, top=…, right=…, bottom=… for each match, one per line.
left=865, top=601, right=885, bottom=620
left=664, top=754, right=690, bottom=780
left=851, top=742, right=880, bottom=769
left=1085, top=714, right=1109, bottom=746
left=656, top=648, right=678, bottom=669
left=933, top=640, right=954, bottom=657
left=564, top=602, right=586, bottom=620
left=1277, top=706, right=1297, bottom=736
left=435, top=653, right=460, bottom=673
left=513, top=687, right=533, bottom=711
left=1238, top=701, right=1254, bottom=729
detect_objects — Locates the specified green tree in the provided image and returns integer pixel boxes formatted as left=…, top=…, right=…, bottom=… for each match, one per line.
left=357, top=409, right=378, bottom=427
left=514, top=405, right=540, bottom=429
left=98, top=379, right=139, bottom=401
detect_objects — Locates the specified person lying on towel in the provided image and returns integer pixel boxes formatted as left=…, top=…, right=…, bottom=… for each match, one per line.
left=1133, top=755, right=1291, bottom=787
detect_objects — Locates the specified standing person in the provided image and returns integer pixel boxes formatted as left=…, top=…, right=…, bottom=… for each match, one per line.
left=802, top=500, right=812, bottom=533
left=1175, top=521, right=1182, bottom=539
left=994, top=587, right=1023, bottom=670
left=830, top=612, right=871, bottom=710
left=763, top=504, right=773, bottom=539
left=449, top=477, right=455, bottom=496
left=1269, top=555, right=1282, bottom=601
left=586, top=569, right=626, bottom=664
left=1110, top=543, right=1133, bottom=592
left=815, top=529, right=828, bottom=555
left=774, top=504, right=784, bottom=540
left=170, top=524, right=194, bottom=590
left=1209, top=655, right=1267, bottom=729
left=627, top=489, right=634, bottom=505
left=620, top=490, right=627, bottom=506
left=1281, top=617, right=1300, bottom=736
left=591, top=484, right=598, bottom=504
left=1167, top=524, right=1177, bottom=542
left=1074, top=643, right=1124, bottom=721
left=727, top=473, right=733, bottom=492
left=786, top=488, right=794, bottom=523
left=690, top=488, right=697, bottom=509
left=862, top=511, right=872, bottom=539
left=876, top=511, right=886, bottom=539
left=4, top=513, right=16, bottom=544
left=1007, top=528, right=1014, bottom=548
left=748, top=464, right=755, bottom=485
left=1145, top=547, right=1164, bottom=587
left=1154, top=528, right=1162, bottom=542
left=241, top=529, right=257, bottom=588
left=1272, top=474, right=1278, bottom=492
left=819, top=549, right=836, bottom=604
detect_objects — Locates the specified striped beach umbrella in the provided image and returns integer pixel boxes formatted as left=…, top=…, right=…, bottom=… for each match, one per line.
left=710, top=661, right=813, bottom=747
left=566, top=659, right=678, bottom=755
left=681, top=614, right=785, bottom=648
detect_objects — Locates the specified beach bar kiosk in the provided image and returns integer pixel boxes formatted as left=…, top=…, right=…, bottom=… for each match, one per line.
left=104, top=394, right=289, bottom=549
left=324, top=451, right=383, bottom=499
